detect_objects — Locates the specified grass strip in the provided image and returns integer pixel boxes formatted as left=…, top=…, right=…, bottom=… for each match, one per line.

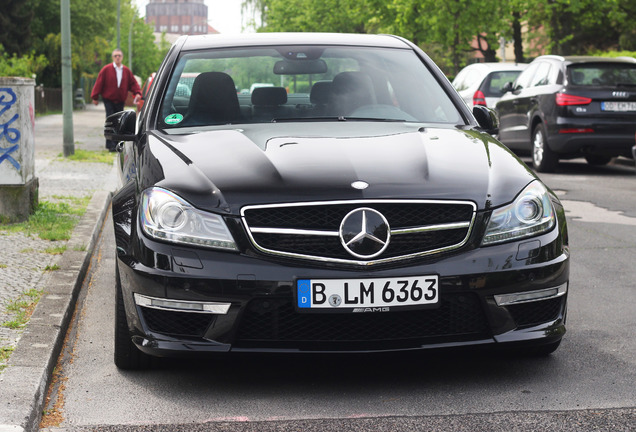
left=58, top=149, right=115, bottom=164
left=1, top=288, right=43, bottom=330
left=0, top=197, right=90, bottom=241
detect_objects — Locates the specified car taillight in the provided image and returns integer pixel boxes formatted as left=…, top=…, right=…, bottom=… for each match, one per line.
left=556, top=93, right=592, bottom=106
left=473, top=90, right=487, bottom=106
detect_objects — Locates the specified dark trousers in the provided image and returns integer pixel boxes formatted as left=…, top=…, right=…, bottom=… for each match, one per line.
left=103, top=98, right=125, bottom=150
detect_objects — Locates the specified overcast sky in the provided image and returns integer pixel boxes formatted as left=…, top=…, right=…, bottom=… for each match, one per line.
left=132, top=0, right=247, bottom=34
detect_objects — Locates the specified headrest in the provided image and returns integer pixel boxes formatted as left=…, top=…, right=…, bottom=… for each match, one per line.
left=187, top=71, right=240, bottom=123
left=310, top=81, right=332, bottom=105
left=251, top=87, right=287, bottom=106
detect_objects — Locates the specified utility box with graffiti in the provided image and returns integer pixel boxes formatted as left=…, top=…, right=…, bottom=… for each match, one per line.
left=0, top=77, right=38, bottom=222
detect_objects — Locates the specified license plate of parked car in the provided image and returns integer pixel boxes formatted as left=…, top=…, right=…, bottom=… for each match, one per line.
left=601, top=101, right=636, bottom=111
left=296, top=276, right=439, bottom=311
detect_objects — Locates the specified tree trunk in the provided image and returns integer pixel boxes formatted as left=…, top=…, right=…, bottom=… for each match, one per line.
left=512, top=12, right=524, bottom=63
left=476, top=34, right=497, bottom=63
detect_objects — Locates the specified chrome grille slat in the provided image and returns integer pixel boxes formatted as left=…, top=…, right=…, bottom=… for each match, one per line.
left=241, top=200, right=476, bottom=266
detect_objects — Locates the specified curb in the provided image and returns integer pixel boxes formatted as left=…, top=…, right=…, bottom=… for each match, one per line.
left=0, top=190, right=112, bottom=432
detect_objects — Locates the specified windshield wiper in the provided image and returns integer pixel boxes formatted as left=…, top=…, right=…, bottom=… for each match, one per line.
left=272, top=116, right=343, bottom=122
left=616, top=82, right=636, bottom=87
left=272, top=116, right=406, bottom=122
left=343, top=117, right=406, bottom=122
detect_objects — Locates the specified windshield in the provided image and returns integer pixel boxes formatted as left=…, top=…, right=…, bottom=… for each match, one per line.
left=158, top=45, right=461, bottom=128
left=568, top=63, right=636, bottom=86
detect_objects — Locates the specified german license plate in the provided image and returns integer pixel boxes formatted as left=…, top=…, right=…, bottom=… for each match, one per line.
left=601, top=101, right=636, bottom=111
left=296, top=276, right=439, bottom=312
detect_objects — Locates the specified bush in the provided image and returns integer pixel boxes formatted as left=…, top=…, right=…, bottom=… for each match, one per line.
left=0, top=44, right=48, bottom=79
left=590, top=50, right=636, bottom=60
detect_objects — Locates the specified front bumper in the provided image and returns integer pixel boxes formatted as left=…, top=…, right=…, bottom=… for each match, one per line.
left=116, top=221, right=569, bottom=357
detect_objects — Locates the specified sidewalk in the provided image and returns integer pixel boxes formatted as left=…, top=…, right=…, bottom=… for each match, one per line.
left=0, top=103, right=117, bottom=432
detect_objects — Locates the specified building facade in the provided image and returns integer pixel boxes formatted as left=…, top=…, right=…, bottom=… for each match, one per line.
left=146, top=0, right=208, bottom=35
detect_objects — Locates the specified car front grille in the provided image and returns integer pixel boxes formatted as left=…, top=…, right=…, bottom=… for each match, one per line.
left=234, top=293, right=490, bottom=350
left=242, top=200, right=476, bottom=265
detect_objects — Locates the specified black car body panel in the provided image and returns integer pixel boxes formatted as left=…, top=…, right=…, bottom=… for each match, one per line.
left=138, top=125, right=535, bottom=213
left=108, top=33, right=569, bottom=368
left=496, top=55, right=636, bottom=171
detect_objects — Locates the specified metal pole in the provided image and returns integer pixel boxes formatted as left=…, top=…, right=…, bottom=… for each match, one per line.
left=117, top=0, right=121, bottom=49
left=129, top=15, right=134, bottom=70
left=61, top=0, right=74, bottom=157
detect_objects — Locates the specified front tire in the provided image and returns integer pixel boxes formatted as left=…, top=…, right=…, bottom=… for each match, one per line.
left=532, top=123, right=558, bottom=173
left=114, top=264, right=151, bottom=370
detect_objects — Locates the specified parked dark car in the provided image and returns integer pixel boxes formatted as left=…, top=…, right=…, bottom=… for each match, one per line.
left=105, top=33, right=569, bottom=370
left=496, top=55, right=636, bottom=172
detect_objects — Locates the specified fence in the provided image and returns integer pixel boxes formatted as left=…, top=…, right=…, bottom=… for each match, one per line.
left=34, top=75, right=140, bottom=115
left=34, top=77, right=97, bottom=115
left=34, top=87, right=63, bottom=115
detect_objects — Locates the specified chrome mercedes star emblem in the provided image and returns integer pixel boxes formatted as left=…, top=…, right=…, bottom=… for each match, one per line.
left=339, top=208, right=390, bottom=259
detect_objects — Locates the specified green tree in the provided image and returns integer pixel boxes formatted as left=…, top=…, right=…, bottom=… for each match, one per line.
left=387, top=0, right=509, bottom=73
left=245, top=0, right=375, bottom=33
left=0, top=44, right=48, bottom=78
left=523, top=0, right=625, bottom=56
left=242, top=0, right=636, bottom=73
left=0, top=0, right=34, bottom=56
left=243, top=0, right=508, bottom=74
left=21, top=0, right=166, bottom=88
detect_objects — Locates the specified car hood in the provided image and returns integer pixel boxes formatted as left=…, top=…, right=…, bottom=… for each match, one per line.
left=143, top=123, right=536, bottom=214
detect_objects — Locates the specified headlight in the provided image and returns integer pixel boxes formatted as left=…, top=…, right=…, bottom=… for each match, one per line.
left=482, top=181, right=555, bottom=246
left=140, top=187, right=237, bottom=250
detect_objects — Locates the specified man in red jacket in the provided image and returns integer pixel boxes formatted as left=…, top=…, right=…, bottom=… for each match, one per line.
left=91, top=48, right=142, bottom=151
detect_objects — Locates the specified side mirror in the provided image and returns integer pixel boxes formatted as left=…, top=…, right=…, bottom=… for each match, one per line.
left=502, top=82, right=514, bottom=93
left=104, top=110, right=137, bottom=142
left=473, top=105, right=499, bottom=136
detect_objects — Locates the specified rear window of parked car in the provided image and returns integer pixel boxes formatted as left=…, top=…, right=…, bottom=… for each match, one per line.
left=568, top=63, right=636, bottom=86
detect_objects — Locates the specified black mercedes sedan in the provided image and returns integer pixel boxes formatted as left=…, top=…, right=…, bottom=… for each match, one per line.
left=496, top=55, right=636, bottom=172
left=105, top=33, right=569, bottom=369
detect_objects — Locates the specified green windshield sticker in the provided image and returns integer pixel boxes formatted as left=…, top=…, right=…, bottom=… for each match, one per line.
left=164, top=113, right=183, bottom=125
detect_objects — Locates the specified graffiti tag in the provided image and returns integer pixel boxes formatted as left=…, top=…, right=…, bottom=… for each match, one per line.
left=0, top=144, right=19, bottom=169
left=0, top=87, right=21, bottom=170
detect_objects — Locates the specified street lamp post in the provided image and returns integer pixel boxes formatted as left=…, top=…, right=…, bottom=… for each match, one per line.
left=61, top=0, right=74, bottom=156
left=129, top=16, right=134, bottom=70
left=117, top=0, right=121, bottom=49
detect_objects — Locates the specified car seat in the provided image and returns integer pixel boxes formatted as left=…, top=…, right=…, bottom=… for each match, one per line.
left=251, top=87, right=288, bottom=122
left=183, top=72, right=241, bottom=126
left=330, top=71, right=377, bottom=116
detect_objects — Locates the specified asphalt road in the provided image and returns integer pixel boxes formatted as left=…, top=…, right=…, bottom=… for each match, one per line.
left=42, top=158, right=636, bottom=431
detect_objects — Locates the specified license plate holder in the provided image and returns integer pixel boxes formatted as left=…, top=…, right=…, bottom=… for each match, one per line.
left=296, top=276, right=439, bottom=313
